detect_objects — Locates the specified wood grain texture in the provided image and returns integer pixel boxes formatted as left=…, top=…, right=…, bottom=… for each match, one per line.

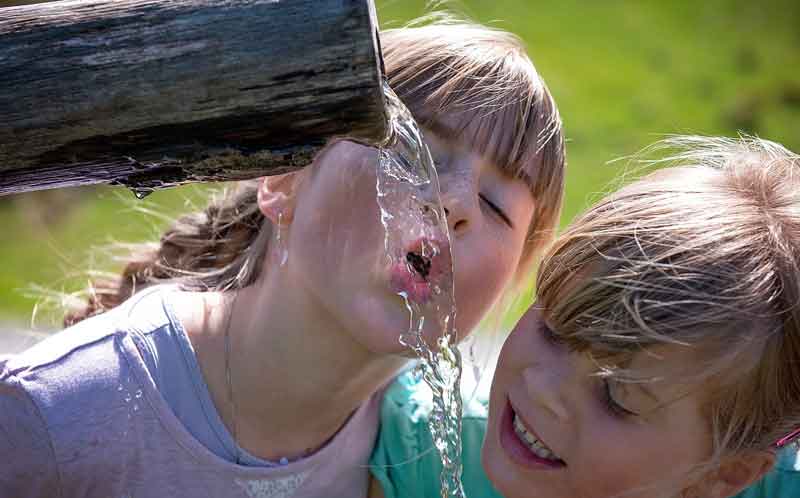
left=0, top=0, right=388, bottom=195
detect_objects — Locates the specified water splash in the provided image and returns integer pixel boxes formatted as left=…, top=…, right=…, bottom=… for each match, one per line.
left=129, top=187, right=154, bottom=199
left=377, top=81, right=465, bottom=498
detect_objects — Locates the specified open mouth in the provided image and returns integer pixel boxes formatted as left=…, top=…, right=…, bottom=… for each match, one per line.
left=389, top=238, right=447, bottom=304
left=406, top=250, right=432, bottom=279
left=501, top=399, right=567, bottom=469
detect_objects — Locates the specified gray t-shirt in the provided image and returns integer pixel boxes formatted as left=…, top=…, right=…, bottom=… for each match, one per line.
left=0, top=286, right=383, bottom=498
left=134, top=286, right=300, bottom=467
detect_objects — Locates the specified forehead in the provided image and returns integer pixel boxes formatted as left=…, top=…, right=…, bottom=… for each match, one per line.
left=420, top=109, right=536, bottom=189
left=625, top=345, right=708, bottom=384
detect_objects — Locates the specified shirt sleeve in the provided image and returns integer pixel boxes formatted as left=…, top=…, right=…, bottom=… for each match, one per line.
left=369, top=375, right=425, bottom=498
left=0, top=358, right=61, bottom=498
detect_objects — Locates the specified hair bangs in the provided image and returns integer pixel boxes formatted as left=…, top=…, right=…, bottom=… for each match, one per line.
left=534, top=178, right=780, bottom=377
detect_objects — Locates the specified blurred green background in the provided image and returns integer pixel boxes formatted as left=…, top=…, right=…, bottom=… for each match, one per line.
left=1, top=0, right=798, bottom=327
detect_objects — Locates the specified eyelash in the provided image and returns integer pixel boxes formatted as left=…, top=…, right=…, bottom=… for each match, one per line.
left=536, top=319, right=638, bottom=419
left=430, top=154, right=513, bottom=227
left=601, top=379, right=638, bottom=418
left=479, top=193, right=513, bottom=227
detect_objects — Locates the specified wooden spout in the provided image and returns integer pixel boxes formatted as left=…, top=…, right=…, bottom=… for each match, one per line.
left=0, top=0, right=389, bottom=195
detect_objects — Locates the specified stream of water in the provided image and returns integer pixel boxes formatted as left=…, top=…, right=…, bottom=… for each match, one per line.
left=376, top=81, right=466, bottom=498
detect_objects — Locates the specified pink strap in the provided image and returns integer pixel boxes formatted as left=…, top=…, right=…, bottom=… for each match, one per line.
left=776, top=427, right=800, bottom=448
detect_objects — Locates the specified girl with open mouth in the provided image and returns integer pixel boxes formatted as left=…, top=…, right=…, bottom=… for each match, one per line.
left=373, top=135, right=800, bottom=498
left=482, top=135, right=800, bottom=498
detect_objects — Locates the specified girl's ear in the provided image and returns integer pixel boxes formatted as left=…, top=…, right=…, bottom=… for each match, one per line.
left=686, top=451, right=775, bottom=498
left=257, top=173, right=298, bottom=224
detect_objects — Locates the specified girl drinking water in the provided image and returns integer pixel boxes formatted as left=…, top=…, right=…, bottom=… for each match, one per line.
left=0, top=19, right=565, bottom=498
left=483, top=135, right=800, bottom=498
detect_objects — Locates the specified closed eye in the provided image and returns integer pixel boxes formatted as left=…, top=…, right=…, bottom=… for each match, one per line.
left=479, top=193, right=513, bottom=228
left=602, top=379, right=640, bottom=418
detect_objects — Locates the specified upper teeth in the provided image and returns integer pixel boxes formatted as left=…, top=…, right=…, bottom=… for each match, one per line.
left=513, top=414, right=560, bottom=461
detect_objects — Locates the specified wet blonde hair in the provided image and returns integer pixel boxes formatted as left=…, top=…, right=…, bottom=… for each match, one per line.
left=537, top=135, right=800, bottom=465
left=65, top=17, right=565, bottom=325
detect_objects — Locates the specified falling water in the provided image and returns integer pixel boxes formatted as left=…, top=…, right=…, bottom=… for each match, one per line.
left=376, top=81, right=466, bottom=498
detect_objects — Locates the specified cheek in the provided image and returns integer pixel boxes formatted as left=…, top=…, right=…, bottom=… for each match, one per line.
left=453, top=242, right=516, bottom=329
left=307, top=152, right=382, bottom=224
left=573, top=428, right=650, bottom=496
left=466, top=230, right=520, bottom=287
left=570, top=418, right=705, bottom=498
left=489, top=308, right=539, bottom=374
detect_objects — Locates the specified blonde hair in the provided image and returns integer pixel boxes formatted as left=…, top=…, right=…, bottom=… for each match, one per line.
left=65, top=17, right=565, bottom=325
left=537, top=135, right=800, bottom=466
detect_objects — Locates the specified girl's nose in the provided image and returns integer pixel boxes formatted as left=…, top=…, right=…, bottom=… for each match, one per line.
left=522, top=366, right=570, bottom=421
left=442, top=193, right=471, bottom=235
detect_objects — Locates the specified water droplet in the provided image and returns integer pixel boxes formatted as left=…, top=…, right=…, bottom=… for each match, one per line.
left=135, top=389, right=143, bottom=398
left=124, top=393, right=132, bottom=403
left=274, top=212, right=289, bottom=267
left=130, top=187, right=153, bottom=200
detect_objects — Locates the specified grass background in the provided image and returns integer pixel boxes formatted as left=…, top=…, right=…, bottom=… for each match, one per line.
left=1, top=0, right=799, bottom=328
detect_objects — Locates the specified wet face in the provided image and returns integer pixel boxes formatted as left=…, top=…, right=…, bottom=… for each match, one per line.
left=282, top=117, right=534, bottom=355
left=483, top=307, right=713, bottom=498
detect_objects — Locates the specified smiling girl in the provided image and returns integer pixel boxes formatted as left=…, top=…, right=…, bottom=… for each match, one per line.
left=483, top=135, right=800, bottom=498
left=0, top=19, right=565, bottom=498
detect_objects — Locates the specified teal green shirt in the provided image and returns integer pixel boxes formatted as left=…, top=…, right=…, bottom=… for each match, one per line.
left=369, top=371, right=502, bottom=498
left=733, top=447, right=799, bottom=498
left=370, top=371, right=800, bottom=498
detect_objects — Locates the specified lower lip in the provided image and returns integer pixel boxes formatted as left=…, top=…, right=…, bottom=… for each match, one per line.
left=500, top=399, right=566, bottom=470
left=389, top=262, right=432, bottom=304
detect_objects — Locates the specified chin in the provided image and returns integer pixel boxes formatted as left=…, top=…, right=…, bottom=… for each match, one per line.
left=482, top=448, right=517, bottom=498
left=481, top=448, right=544, bottom=498
left=482, top=389, right=525, bottom=498
left=481, top=420, right=507, bottom=492
left=352, top=313, right=419, bottom=357
left=346, top=288, right=469, bottom=361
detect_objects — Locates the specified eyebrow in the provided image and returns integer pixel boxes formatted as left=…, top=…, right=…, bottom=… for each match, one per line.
left=424, top=118, right=537, bottom=190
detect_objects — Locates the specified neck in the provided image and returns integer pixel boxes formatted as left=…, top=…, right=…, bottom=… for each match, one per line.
left=181, top=263, right=408, bottom=462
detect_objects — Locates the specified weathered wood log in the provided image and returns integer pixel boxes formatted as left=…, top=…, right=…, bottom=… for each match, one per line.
left=0, top=0, right=389, bottom=196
